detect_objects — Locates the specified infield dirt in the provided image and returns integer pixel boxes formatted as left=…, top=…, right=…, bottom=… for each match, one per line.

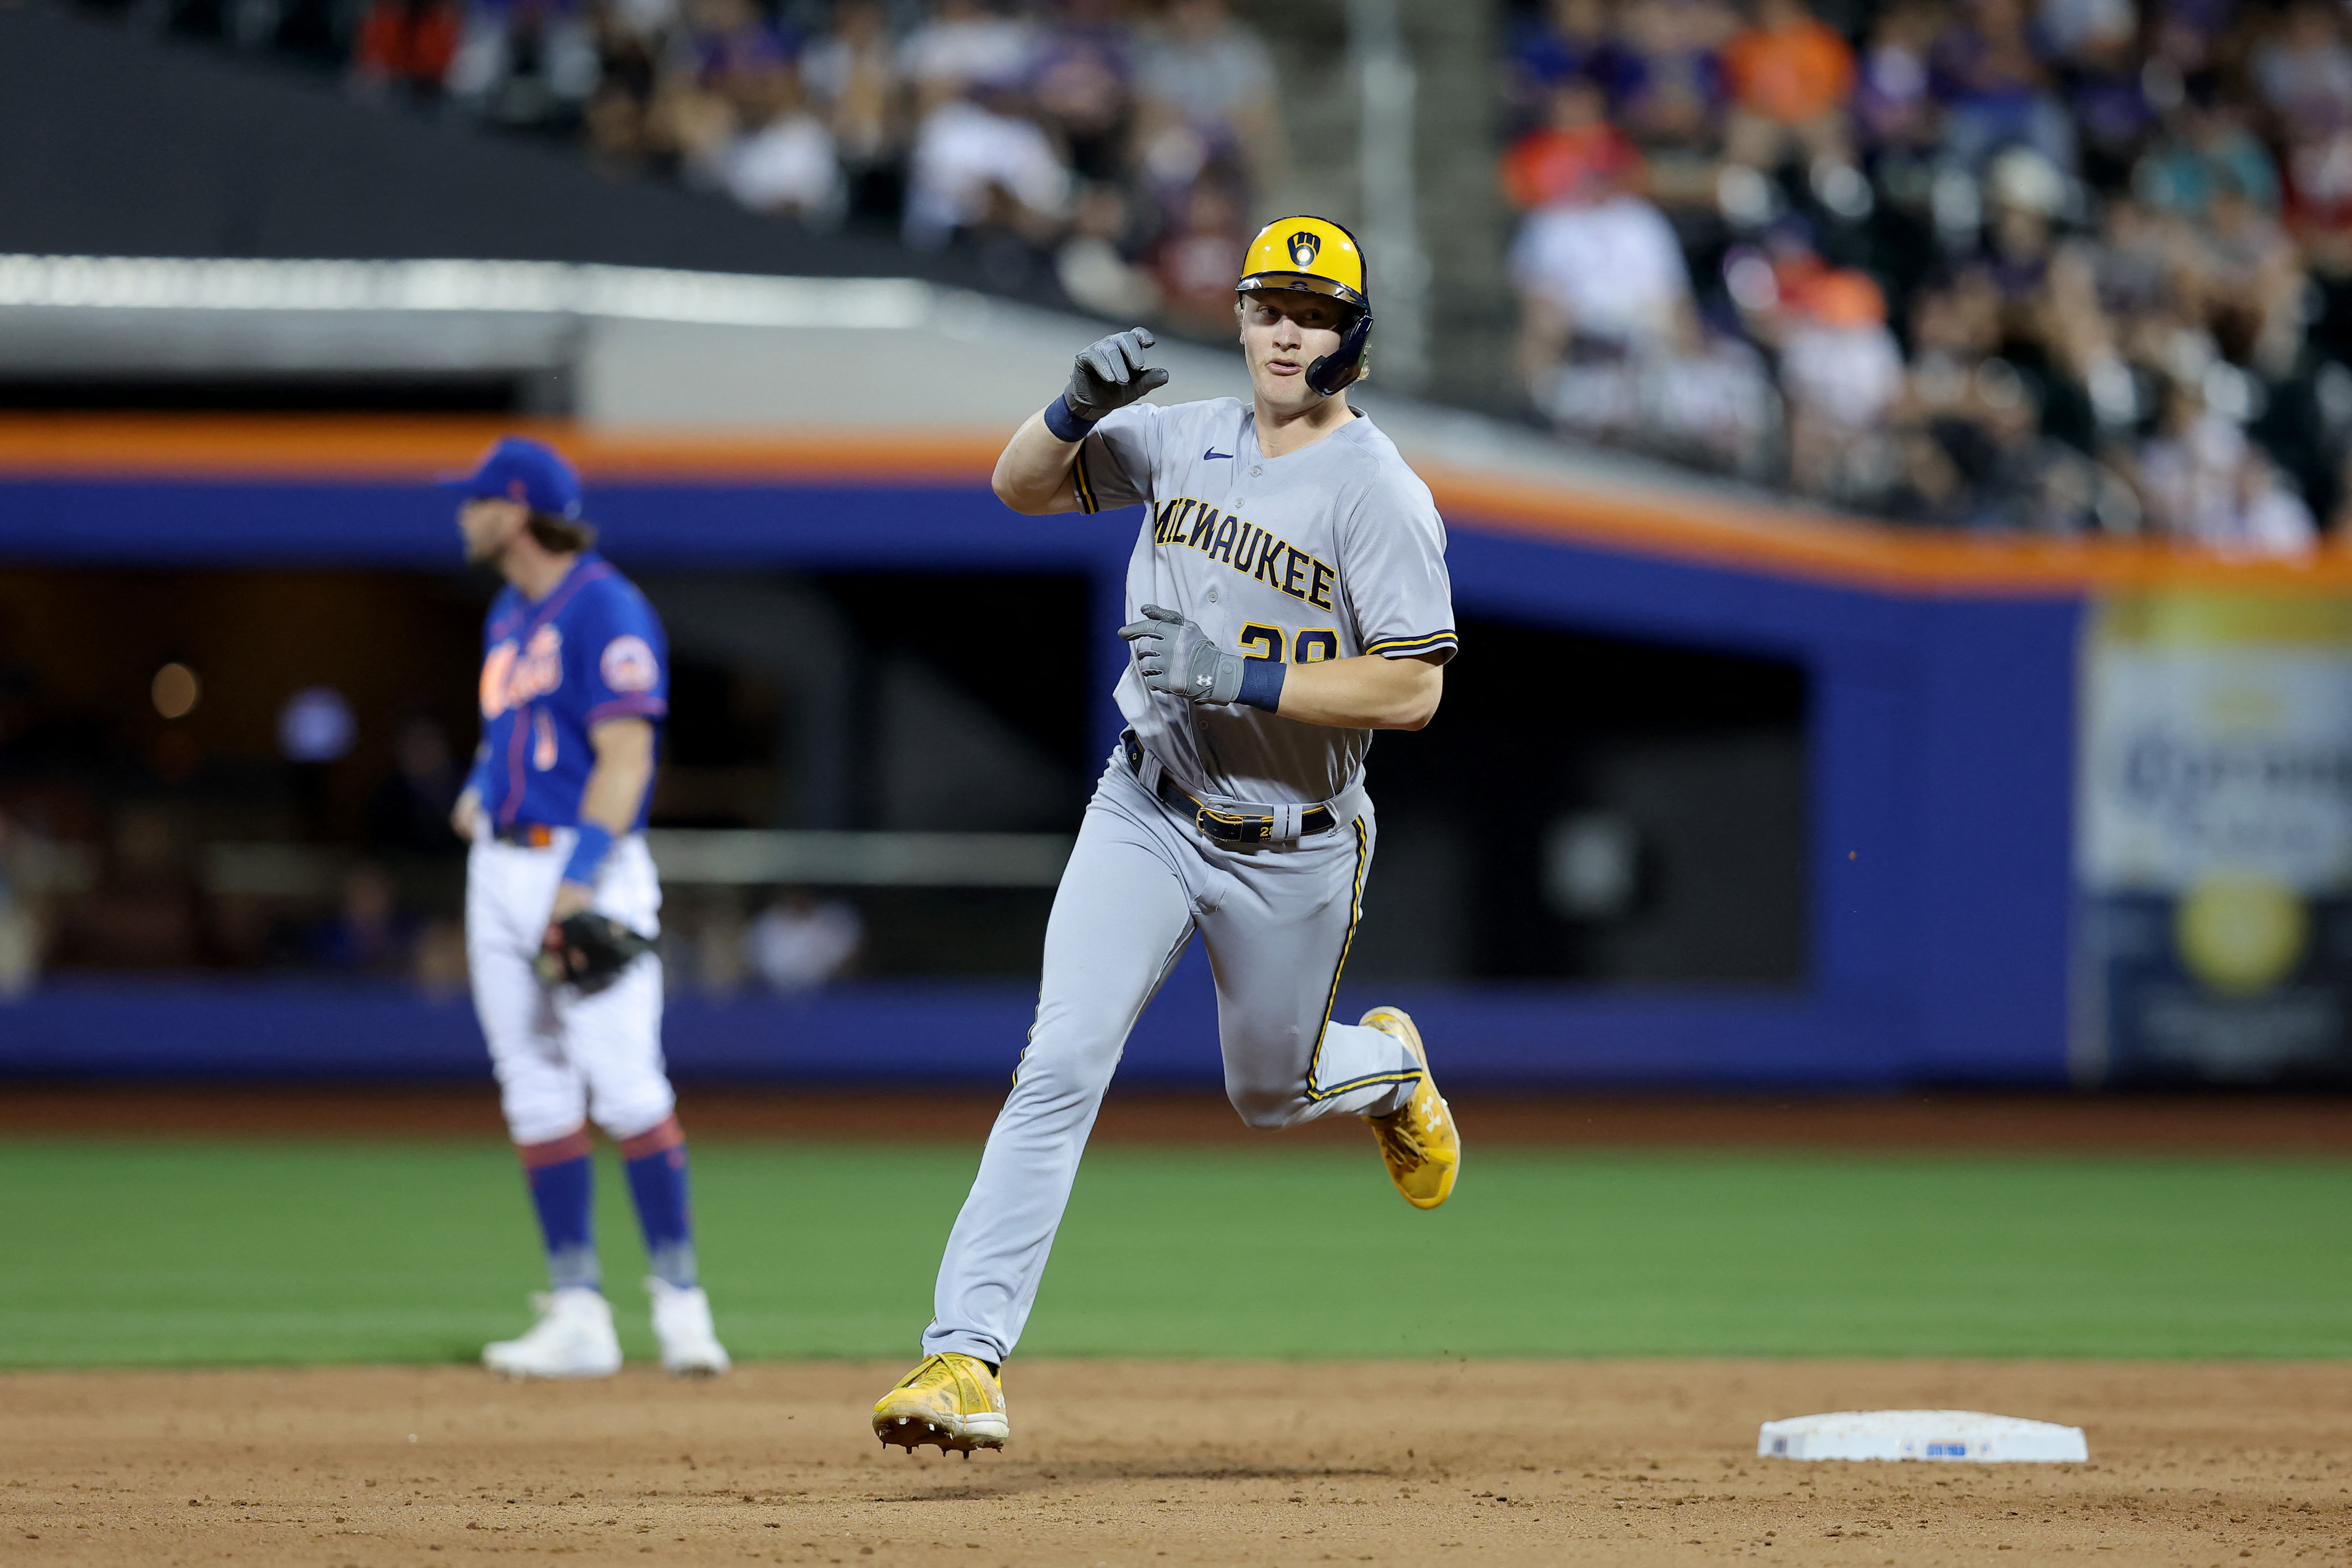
left=5, top=1360, right=2347, bottom=1567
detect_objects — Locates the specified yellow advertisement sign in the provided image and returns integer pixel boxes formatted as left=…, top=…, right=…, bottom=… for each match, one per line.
left=2075, top=592, right=2352, bottom=1082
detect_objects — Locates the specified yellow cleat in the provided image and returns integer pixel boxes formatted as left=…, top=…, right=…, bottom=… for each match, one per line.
left=1360, top=1006, right=1460, bottom=1210
left=872, top=1353, right=1008, bottom=1456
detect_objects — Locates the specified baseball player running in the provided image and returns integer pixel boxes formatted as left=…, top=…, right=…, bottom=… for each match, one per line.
left=873, top=217, right=1460, bottom=1454
left=445, top=436, right=729, bottom=1379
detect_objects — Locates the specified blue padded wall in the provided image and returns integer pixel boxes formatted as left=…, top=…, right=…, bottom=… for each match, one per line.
left=0, top=475, right=2080, bottom=1088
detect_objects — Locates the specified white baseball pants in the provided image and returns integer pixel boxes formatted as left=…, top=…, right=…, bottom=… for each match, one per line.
left=465, top=830, right=674, bottom=1147
left=922, top=756, right=1420, bottom=1365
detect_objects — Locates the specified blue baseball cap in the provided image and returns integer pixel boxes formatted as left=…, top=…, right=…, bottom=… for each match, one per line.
left=440, top=436, right=583, bottom=519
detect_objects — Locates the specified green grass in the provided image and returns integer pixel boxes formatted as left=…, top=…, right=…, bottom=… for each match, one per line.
left=2, top=1138, right=2348, bottom=1367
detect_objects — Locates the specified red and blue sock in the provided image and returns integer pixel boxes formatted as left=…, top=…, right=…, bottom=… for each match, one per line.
left=518, top=1127, right=599, bottom=1293
left=621, top=1115, right=698, bottom=1290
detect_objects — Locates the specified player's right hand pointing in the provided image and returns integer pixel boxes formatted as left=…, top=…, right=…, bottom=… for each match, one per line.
left=1066, top=328, right=1170, bottom=421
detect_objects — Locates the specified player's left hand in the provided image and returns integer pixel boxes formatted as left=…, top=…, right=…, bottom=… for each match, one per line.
left=1120, top=605, right=1245, bottom=705
left=533, top=909, right=655, bottom=992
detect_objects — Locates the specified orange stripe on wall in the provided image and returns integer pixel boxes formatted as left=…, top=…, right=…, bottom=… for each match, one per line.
left=0, top=415, right=1004, bottom=484
left=2, top=414, right=2349, bottom=597
left=1418, top=467, right=2352, bottom=597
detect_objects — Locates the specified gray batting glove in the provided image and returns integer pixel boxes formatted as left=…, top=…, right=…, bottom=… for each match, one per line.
left=1066, top=328, right=1172, bottom=421
left=1119, top=604, right=1245, bottom=705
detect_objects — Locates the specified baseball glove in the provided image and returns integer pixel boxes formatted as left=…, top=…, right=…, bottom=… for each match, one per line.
left=533, top=912, right=654, bottom=992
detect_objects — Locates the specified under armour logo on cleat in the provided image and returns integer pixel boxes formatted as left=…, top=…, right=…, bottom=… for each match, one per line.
left=1204, top=449, right=1234, bottom=459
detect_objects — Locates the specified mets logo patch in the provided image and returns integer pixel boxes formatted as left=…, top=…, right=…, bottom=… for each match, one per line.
left=600, top=634, right=660, bottom=693
left=1288, top=231, right=1322, bottom=267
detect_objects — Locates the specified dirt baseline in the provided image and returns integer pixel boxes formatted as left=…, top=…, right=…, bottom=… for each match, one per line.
left=6, top=1361, right=2347, bottom=1567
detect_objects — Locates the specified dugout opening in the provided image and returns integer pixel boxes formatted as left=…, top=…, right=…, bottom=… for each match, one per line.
left=0, top=567, right=1808, bottom=993
left=1351, top=619, right=1809, bottom=987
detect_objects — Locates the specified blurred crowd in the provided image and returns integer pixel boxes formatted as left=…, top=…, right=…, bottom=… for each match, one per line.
left=1502, top=0, right=2352, bottom=548
left=97, top=0, right=2352, bottom=542
left=326, top=0, right=1285, bottom=309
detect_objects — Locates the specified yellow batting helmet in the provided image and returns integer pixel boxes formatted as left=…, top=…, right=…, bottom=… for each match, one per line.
left=1236, top=215, right=1373, bottom=396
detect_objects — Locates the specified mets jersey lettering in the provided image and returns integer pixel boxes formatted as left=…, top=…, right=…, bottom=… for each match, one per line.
left=472, top=553, right=670, bottom=830
left=479, top=626, right=565, bottom=718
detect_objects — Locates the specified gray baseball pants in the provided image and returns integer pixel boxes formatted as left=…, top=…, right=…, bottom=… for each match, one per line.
left=921, top=754, right=1422, bottom=1365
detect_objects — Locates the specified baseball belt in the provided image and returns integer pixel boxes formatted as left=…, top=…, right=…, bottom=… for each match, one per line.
left=494, top=822, right=559, bottom=848
left=1122, top=730, right=1336, bottom=844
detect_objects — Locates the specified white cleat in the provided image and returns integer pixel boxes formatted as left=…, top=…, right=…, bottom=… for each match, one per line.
left=647, top=1278, right=731, bottom=1376
left=483, top=1288, right=624, bottom=1380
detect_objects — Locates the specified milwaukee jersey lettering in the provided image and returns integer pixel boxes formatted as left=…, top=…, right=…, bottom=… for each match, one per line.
left=474, top=553, right=669, bottom=830
left=1075, top=398, right=1457, bottom=804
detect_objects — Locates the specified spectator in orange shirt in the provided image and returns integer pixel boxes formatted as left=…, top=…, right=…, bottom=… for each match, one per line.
left=1500, top=73, right=1646, bottom=210
left=1721, top=0, right=1856, bottom=171
left=350, top=0, right=461, bottom=101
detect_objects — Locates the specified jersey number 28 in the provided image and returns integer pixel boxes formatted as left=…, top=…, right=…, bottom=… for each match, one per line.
left=1239, top=625, right=1339, bottom=664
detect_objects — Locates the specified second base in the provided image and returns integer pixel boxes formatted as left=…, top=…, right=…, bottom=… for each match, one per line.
left=1759, top=1409, right=2088, bottom=1463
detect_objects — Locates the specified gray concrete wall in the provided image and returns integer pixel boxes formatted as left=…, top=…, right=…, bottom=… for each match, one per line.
left=0, top=252, right=1776, bottom=511
left=1400, top=0, right=1517, bottom=414
left=1250, top=0, right=1513, bottom=412
left=577, top=305, right=1252, bottom=431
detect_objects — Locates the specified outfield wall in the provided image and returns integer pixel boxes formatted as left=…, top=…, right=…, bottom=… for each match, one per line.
left=5, top=418, right=2344, bottom=1088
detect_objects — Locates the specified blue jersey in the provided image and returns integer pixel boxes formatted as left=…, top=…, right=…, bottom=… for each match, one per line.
left=471, top=554, right=669, bottom=833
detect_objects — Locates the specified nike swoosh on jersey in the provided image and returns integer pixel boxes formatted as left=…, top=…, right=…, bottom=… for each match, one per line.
left=1204, top=449, right=1234, bottom=459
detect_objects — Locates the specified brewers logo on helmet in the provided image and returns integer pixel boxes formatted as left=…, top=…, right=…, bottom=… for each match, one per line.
left=1236, top=215, right=1374, bottom=398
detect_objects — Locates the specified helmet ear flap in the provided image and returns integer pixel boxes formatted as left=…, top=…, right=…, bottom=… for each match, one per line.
left=1305, top=308, right=1374, bottom=397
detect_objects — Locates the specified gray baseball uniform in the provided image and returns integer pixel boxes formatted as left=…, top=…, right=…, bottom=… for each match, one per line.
left=921, top=396, right=1459, bottom=1367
